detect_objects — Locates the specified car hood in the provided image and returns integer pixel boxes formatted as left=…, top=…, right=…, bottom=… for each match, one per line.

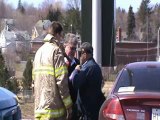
left=0, top=87, right=18, bottom=110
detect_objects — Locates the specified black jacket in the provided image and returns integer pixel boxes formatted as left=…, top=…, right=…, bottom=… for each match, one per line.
left=68, top=57, right=80, bottom=76
left=66, top=56, right=80, bottom=103
left=70, top=58, right=105, bottom=120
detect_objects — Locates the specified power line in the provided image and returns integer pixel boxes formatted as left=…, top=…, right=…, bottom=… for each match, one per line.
left=116, top=47, right=157, bottom=52
left=116, top=54, right=156, bottom=57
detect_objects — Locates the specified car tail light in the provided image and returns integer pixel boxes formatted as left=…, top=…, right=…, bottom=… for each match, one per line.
left=103, top=97, right=125, bottom=120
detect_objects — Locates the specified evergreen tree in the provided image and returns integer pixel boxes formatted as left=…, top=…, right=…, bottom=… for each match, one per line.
left=63, top=0, right=81, bottom=34
left=17, top=0, right=22, bottom=10
left=0, top=50, right=10, bottom=87
left=6, top=77, right=19, bottom=94
left=22, top=59, right=33, bottom=89
left=46, top=6, right=62, bottom=22
left=17, top=0, right=25, bottom=14
left=46, top=9, right=54, bottom=22
left=63, top=8, right=81, bottom=34
left=20, top=6, right=25, bottom=14
left=127, top=6, right=136, bottom=40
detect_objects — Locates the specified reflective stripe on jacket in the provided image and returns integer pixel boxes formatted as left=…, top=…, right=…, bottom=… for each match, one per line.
left=35, top=108, right=65, bottom=119
left=33, top=34, right=72, bottom=119
left=33, top=65, right=67, bottom=77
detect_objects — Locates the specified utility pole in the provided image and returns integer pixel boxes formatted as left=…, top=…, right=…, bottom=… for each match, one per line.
left=157, top=27, right=160, bottom=61
left=146, top=11, right=149, bottom=61
left=70, top=24, right=72, bottom=33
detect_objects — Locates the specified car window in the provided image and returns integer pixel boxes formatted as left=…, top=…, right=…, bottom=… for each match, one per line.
left=114, top=67, right=160, bottom=93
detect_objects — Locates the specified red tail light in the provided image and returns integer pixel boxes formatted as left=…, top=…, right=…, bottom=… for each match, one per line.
left=103, top=97, right=125, bottom=120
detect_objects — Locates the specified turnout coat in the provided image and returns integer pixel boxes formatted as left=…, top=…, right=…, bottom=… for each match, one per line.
left=33, top=34, right=72, bottom=120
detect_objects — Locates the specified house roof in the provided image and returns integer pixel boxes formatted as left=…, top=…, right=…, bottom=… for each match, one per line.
left=35, top=20, right=51, bottom=29
left=2, top=30, right=17, bottom=42
left=31, top=33, right=46, bottom=42
left=16, top=31, right=31, bottom=41
left=2, top=30, right=31, bottom=41
left=1, top=19, right=15, bottom=26
left=34, top=20, right=51, bottom=35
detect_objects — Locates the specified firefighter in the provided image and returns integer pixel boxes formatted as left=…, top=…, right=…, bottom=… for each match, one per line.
left=32, top=21, right=72, bottom=120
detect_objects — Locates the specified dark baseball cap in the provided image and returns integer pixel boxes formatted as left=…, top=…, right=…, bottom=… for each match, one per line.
left=78, top=42, right=93, bottom=54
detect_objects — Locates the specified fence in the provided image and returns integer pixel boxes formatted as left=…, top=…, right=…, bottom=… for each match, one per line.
left=17, top=89, right=34, bottom=103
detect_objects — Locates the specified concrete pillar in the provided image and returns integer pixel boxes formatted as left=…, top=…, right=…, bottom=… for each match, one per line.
left=92, top=0, right=102, bottom=65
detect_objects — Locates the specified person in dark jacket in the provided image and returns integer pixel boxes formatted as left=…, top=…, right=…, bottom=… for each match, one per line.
left=64, top=33, right=80, bottom=120
left=70, top=42, right=105, bottom=120
left=64, top=33, right=80, bottom=103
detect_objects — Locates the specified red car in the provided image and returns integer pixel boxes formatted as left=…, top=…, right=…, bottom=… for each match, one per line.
left=99, top=61, right=160, bottom=120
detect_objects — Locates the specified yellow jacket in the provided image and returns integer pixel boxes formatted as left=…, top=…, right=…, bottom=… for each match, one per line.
left=33, top=34, right=72, bottom=120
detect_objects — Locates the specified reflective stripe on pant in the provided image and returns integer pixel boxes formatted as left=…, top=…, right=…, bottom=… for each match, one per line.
left=63, top=95, right=72, bottom=109
left=35, top=108, right=65, bottom=119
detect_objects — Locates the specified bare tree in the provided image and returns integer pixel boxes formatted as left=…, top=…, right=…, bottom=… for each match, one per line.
left=116, top=7, right=127, bottom=32
left=0, top=0, right=6, bottom=18
left=67, top=0, right=81, bottom=10
left=39, top=0, right=54, bottom=10
left=1, top=2, right=15, bottom=18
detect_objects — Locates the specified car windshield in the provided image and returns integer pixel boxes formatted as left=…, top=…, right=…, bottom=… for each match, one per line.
left=114, top=67, right=160, bottom=93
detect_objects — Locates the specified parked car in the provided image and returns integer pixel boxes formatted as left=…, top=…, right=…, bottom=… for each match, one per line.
left=99, top=61, right=160, bottom=120
left=0, top=87, right=21, bottom=119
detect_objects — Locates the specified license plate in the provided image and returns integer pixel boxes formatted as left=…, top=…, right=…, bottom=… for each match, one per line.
left=152, top=108, right=160, bottom=120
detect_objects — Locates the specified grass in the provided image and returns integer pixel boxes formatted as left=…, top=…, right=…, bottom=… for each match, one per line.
left=20, top=102, right=34, bottom=119
left=18, top=81, right=114, bottom=119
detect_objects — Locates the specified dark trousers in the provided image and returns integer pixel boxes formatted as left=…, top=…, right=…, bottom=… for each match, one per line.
left=71, top=104, right=80, bottom=120
left=79, top=115, right=92, bottom=120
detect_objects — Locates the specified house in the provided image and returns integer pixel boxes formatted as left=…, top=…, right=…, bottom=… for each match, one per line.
left=0, top=19, right=15, bottom=31
left=15, top=32, right=31, bottom=60
left=115, top=27, right=157, bottom=65
left=0, top=20, right=31, bottom=75
left=115, top=41, right=157, bottom=65
left=31, top=20, right=52, bottom=40
left=30, top=34, right=46, bottom=54
left=30, top=20, right=52, bottom=56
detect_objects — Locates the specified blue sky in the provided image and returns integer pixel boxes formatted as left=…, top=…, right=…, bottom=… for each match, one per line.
left=116, top=0, right=160, bottom=12
left=6, top=0, right=44, bottom=8
left=6, top=0, right=160, bottom=12
left=6, top=0, right=67, bottom=8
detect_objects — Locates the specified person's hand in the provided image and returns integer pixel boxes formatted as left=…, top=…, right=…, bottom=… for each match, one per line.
left=66, top=107, right=72, bottom=120
left=75, top=65, right=81, bottom=71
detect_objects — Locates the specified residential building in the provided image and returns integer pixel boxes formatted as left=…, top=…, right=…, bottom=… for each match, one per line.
left=31, top=20, right=51, bottom=40
left=0, top=19, right=31, bottom=75
left=115, top=41, right=157, bottom=65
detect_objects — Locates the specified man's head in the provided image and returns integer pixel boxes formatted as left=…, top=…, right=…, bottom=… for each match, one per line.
left=48, top=21, right=64, bottom=41
left=79, top=42, right=93, bottom=64
left=64, top=33, right=78, bottom=58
